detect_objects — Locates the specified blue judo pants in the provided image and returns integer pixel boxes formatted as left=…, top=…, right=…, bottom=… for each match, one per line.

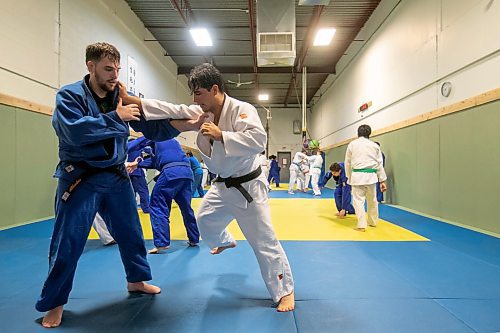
left=376, top=182, right=384, bottom=202
left=334, top=187, right=355, bottom=214
left=268, top=170, right=280, bottom=187
left=130, top=175, right=151, bottom=213
left=36, top=179, right=151, bottom=312
left=191, top=172, right=204, bottom=198
left=150, top=175, right=199, bottom=248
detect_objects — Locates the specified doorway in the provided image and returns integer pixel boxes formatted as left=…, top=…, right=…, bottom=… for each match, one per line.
left=277, top=151, right=291, bottom=183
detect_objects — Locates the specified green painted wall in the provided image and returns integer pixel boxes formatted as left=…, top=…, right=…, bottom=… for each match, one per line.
left=323, top=100, right=500, bottom=235
left=0, top=105, right=58, bottom=229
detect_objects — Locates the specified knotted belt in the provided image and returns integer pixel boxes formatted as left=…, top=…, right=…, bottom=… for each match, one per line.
left=61, top=162, right=129, bottom=202
left=215, top=167, right=262, bottom=203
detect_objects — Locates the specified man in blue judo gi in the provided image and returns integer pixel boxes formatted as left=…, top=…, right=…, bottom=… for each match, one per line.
left=36, top=42, right=203, bottom=328
left=320, top=162, right=355, bottom=217
left=128, top=138, right=200, bottom=254
left=186, top=150, right=205, bottom=198
left=374, top=142, right=386, bottom=203
left=127, top=137, right=152, bottom=213
left=267, top=155, right=281, bottom=188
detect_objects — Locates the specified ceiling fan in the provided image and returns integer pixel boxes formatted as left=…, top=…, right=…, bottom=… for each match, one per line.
left=226, top=74, right=254, bottom=87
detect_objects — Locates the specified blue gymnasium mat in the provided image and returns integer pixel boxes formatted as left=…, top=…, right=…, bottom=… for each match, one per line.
left=1, top=203, right=500, bottom=332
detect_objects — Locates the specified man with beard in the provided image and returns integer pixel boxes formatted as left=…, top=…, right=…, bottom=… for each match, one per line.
left=35, top=42, right=203, bottom=328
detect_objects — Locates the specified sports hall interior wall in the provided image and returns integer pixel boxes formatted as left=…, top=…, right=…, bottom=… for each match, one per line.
left=323, top=98, right=500, bottom=236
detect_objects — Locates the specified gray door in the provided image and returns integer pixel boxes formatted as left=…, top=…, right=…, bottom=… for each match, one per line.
left=277, top=151, right=291, bottom=183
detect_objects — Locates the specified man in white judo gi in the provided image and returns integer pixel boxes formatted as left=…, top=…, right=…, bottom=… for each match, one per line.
left=119, top=63, right=295, bottom=312
left=308, top=148, right=323, bottom=196
left=345, top=125, right=388, bottom=231
left=288, top=150, right=309, bottom=194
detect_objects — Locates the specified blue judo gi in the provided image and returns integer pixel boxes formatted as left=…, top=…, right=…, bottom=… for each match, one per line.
left=268, top=158, right=281, bottom=187
left=319, top=162, right=355, bottom=214
left=138, top=139, right=200, bottom=248
left=188, top=155, right=204, bottom=198
left=36, top=75, right=179, bottom=312
left=127, top=137, right=152, bottom=213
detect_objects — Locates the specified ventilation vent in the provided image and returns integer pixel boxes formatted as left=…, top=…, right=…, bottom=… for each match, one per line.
left=258, top=33, right=294, bottom=52
left=256, top=0, right=296, bottom=67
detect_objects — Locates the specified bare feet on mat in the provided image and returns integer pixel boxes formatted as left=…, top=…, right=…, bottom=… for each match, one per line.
left=277, top=292, right=295, bottom=312
left=41, top=305, right=64, bottom=328
left=127, top=281, right=161, bottom=294
left=354, top=227, right=366, bottom=232
left=210, top=241, right=237, bottom=255
left=148, top=246, right=170, bottom=254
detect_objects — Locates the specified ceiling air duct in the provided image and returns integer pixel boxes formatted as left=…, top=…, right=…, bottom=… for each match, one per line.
left=256, top=0, right=295, bottom=67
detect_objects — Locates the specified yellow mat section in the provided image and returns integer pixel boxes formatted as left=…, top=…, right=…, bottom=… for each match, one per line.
left=89, top=198, right=427, bottom=241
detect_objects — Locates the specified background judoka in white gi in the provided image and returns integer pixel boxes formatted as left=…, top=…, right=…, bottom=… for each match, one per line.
left=345, top=124, right=388, bottom=231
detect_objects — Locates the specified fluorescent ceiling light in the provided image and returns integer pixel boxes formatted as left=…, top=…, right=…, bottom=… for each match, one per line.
left=189, top=28, right=213, bottom=47
left=258, top=94, right=269, bottom=101
left=313, top=28, right=336, bottom=46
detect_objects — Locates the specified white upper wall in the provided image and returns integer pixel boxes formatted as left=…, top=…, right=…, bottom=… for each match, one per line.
left=0, top=0, right=197, bottom=146
left=256, top=106, right=304, bottom=157
left=310, top=0, right=500, bottom=147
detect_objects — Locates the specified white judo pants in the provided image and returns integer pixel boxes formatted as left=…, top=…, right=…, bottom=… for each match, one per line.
left=310, top=170, right=321, bottom=196
left=196, top=175, right=294, bottom=303
left=351, top=184, right=379, bottom=228
left=92, top=212, right=115, bottom=245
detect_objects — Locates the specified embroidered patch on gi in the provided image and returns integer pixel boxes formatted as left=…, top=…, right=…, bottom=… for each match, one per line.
left=239, top=113, right=248, bottom=119
left=65, top=165, right=75, bottom=173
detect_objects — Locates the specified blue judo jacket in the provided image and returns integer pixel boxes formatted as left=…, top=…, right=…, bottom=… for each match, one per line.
left=320, top=162, right=353, bottom=211
left=127, top=137, right=152, bottom=177
left=52, top=75, right=179, bottom=188
left=138, top=139, right=193, bottom=181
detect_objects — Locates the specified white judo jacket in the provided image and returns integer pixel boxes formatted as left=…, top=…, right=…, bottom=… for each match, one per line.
left=141, top=95, right=265, bottom=178
left=345, top=137, right=387, bottom=186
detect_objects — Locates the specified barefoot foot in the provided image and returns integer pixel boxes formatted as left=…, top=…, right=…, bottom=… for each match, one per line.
left=148, top=246, right=170, bottom=254
left=41, top=305, right=64, bottom=328
left=210, top=241, right=237, bottom=255
left=354, top=227, right=366, bottom=232
left=127, top=281, right=161, bottom=294
left=277, top=291, right=295, bottom=312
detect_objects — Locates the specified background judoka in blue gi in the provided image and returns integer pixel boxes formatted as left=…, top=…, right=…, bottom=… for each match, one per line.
left=320, top=162, right=355, bottom=217
left=131, top=138, right=200, bottom=253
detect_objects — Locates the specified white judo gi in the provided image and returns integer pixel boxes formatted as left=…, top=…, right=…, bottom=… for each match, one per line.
left=92, top=212, right=115, bottom=245
left=309, top=153, right=323, bottom=196
left=257, top=154, right=270, bottom=180
left=288, top=152, right=308, bottom=194
left=141, top=95, right=294, bottom=303
left=345, top=137, right=387, bottom=229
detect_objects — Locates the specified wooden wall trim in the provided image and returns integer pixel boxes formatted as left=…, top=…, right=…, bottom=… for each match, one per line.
left=322, top=87, right=500, bottom=151
left=0, top=92, right=53, bottom=116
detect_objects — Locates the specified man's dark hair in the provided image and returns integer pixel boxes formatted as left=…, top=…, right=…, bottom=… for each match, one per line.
left=188, top=63, right=225, bottom=94
left=329, top=162, right=341, bottom=172
left=358, top=125, right=371, bottom=138
left=85, top=42, right=120, bottom=63
left=186, top=150, right=193, bottom=157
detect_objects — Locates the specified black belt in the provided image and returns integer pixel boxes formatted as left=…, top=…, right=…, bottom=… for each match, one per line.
left=61, top=162, right=129, bottom=202
left=215, top=167, right=262, bottom=203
